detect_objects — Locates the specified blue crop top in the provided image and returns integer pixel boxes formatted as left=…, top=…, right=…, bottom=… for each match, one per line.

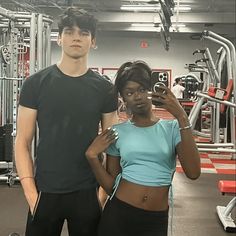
left=106, top=119, right=181, bottom=193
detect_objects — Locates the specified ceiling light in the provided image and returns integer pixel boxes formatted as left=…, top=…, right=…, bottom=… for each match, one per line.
left=131, top=23, right=186, bottom=29
left=172, top=24, right=186, bottom=27
left=121, top=5, right=191, bottom=11
left=132, top=23, right=156, bottom=27
left=174, top=6, right=191, bottom=11
left=121, top=5, right=161, bottom=11
left=50, top=32, right=58, bottom=37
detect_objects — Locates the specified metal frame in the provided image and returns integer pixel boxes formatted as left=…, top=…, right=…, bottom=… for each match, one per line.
left=202, top=30, right=236, bottom=159
left=0, top=7, right=53, bottom=185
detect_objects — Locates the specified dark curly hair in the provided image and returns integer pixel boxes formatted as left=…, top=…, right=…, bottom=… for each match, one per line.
left=115, top=60, right=152, bottom=95
left=58, top=7, right=97, bottom=39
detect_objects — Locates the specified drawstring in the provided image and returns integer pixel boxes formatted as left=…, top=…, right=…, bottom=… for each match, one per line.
left=109, top=173, right=122, bottom=200
left=169, top=184, right=174, bottom=236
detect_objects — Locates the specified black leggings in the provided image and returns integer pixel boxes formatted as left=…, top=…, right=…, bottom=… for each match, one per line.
left=98, top=196, right=169, bottom=236
left=25, top=188, right=101, bottom=236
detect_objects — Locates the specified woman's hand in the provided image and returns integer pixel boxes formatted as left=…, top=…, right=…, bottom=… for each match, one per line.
left=150, top=85, right=187, bottom=120
left=85, top=128, right=118, bottom=159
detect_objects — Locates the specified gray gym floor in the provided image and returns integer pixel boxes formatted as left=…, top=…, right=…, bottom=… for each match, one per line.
left=0, top=173, right=235, bottom=236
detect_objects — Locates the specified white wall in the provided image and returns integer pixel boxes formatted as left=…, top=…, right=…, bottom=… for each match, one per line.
left=51, top=33, right=220, bottom=85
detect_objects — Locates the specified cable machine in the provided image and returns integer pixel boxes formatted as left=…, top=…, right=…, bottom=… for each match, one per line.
left=0, top=6, right=53, bottom=186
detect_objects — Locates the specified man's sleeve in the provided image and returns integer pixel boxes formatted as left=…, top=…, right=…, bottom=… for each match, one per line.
left=102, top=82, right=118, bottom=113
left=19, top=77, right=38, bottom=109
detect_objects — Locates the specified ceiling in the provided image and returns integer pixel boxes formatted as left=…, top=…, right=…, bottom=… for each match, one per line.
left=0, top=0, right=235, bottom=39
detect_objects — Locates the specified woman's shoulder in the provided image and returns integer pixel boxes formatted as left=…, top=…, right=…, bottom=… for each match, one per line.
left=112, top=120, right=130, bottom=130
left=159, top=119, right=179, bottom=128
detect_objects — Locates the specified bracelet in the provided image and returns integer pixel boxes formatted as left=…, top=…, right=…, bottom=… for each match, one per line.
left=179, top=124, right=192, bottom=131
left=20, top=176, right=34, bottom=182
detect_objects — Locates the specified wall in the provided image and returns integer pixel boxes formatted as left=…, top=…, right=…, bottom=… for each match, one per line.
left=51, top=32, right=220, bottom=85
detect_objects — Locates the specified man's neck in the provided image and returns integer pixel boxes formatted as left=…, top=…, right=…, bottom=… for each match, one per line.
left=57, top=56, right=88, bottom=77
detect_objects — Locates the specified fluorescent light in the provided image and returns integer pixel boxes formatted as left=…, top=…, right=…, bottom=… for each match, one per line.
left=121, top=5, right=191, bottom=11
left=131, top=23, right=186, bottom=28
left=125, top=0, right=154, bottom=2
left=121, top=5, right=160, bottom=11
left=172, top=24, right=186, bottom=27
left=174, top=6, right=191, bottom=11
left=132, top=23, right=156, bottom=27
left=160, top=23, right=186, bottom=27
left=50, top=32, right=58, bottom=37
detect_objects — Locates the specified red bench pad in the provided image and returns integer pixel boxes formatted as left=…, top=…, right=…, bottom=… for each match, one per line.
left=218, top=180, right=236, bottom=194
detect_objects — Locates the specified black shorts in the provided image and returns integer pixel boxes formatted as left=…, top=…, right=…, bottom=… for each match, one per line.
left=98, top=196, right=169, bottom=236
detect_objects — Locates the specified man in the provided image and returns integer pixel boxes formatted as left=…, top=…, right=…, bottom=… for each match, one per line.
left=171, top=77, right=185, bottom=99
left=15, top=7, right=118, bottom=236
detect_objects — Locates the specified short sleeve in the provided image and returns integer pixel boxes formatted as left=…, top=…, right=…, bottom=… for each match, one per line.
left=101, top=82, right=118, bottom=113
left=172, top=120, right=181, bottom=147
left=106, top=142, right=120, bottom=157
left=19, top=77, right=38, bottom=109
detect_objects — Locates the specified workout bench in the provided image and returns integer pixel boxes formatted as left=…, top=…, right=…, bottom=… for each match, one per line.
left=217, top=180, right=236, bottom=232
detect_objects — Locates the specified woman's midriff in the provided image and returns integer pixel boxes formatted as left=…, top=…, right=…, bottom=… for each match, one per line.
left=115, top=178, right=170, bottom=211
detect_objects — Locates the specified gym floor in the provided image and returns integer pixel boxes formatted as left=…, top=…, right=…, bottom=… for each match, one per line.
left=0, top=171, right=235, bottom=236
left=0, top=110, right=235, bottom=236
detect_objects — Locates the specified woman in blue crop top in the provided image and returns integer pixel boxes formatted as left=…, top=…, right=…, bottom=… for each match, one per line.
left=86, top=60, right=201, bottom=236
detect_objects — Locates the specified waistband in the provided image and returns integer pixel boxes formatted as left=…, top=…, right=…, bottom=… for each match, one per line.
left=110, top=196, right=169, bottom=216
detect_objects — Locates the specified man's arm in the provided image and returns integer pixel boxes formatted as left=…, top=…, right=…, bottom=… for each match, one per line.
left=99, top=111, right=118, bottom=203
left=15, top=105, right=38, bottom=214
left=101, top=111, right=118, bottom=131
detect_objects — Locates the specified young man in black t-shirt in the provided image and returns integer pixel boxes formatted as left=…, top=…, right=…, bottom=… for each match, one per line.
left=15, top=7, right=118, bottom=236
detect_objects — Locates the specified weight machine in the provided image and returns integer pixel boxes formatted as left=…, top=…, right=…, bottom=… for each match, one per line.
left=0, top=6, right=53, bottom=186
left=175, top=31, right=235, bottom=156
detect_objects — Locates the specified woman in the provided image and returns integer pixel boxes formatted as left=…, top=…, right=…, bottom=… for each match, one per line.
left=86, top=61, right=201, bottom=236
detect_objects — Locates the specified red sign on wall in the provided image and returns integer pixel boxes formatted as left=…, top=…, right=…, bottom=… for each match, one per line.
left=140, top=40, right=149, bottom=48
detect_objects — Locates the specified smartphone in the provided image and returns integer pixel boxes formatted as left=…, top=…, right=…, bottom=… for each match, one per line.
left=151, top=73, right=166, bottom=106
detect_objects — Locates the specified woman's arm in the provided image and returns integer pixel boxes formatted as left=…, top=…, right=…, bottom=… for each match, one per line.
left=86, top=155, right=121, bottom=195
left=151, top=86, right=201, bottom=180
left=176, top=115, right=201, bottom=179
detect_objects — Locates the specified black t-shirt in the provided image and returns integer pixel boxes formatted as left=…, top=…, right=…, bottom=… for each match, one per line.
left=19, top=65, right=118, bottom=193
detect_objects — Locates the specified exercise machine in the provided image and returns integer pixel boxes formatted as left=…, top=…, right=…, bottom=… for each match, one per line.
left=176, top=31, right=236, bottom=156
left=217, top=180, right=236, bottom=232
left=0, top=6, right=53, bottom=186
